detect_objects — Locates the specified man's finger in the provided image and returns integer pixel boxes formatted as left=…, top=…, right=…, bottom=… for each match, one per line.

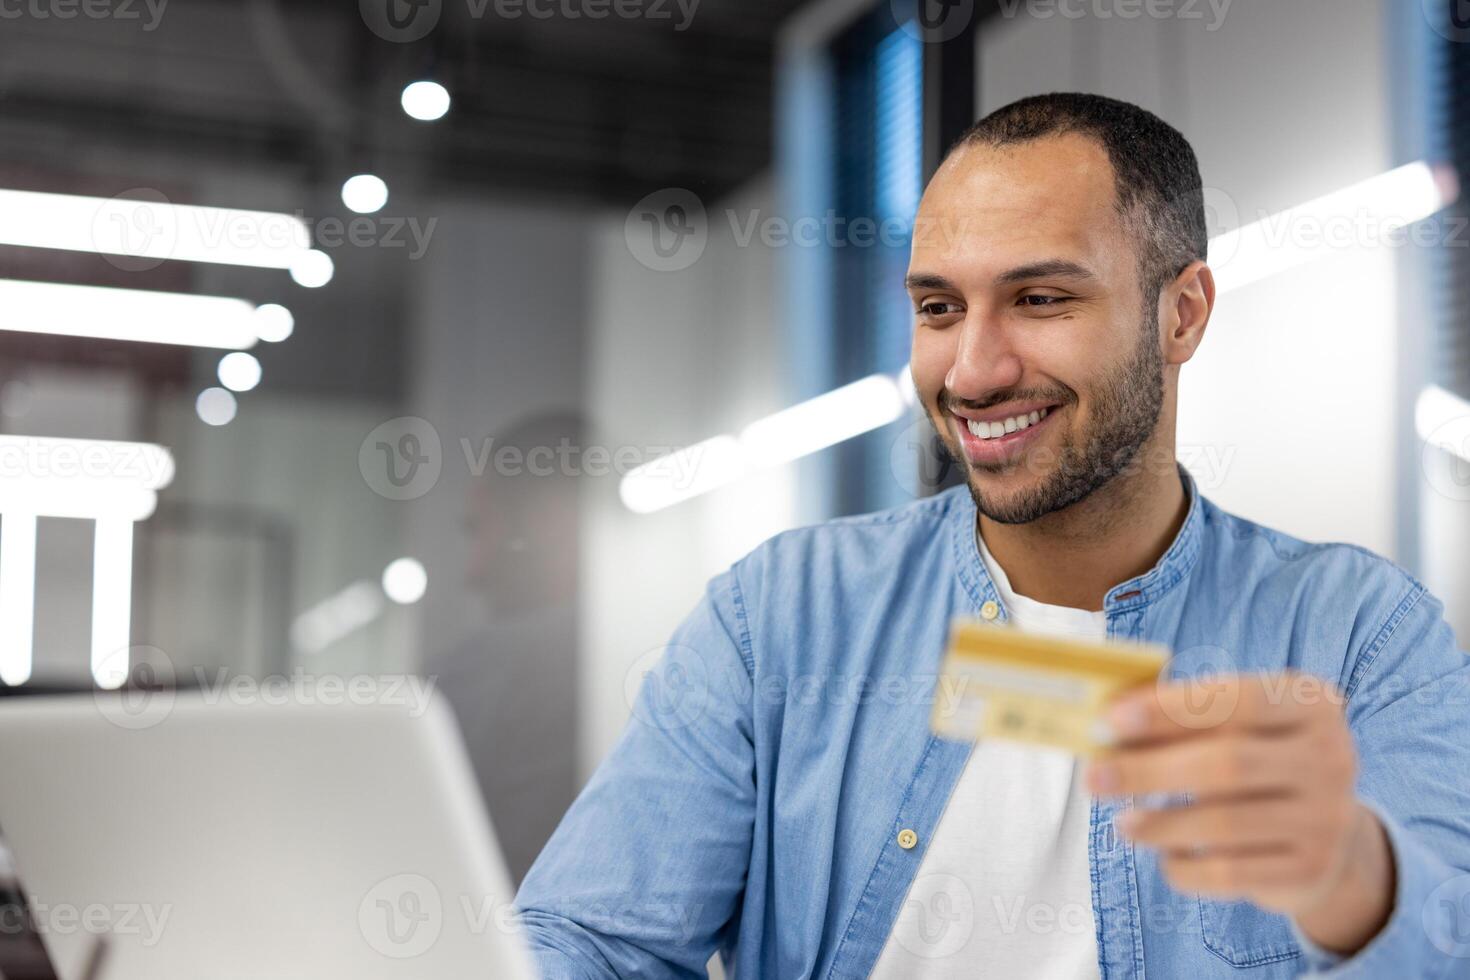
left=1117, top=795, right=1306, bottom=853
left=1087, top=731, right=1311, bottom=798
left=1158, top=846, right=1310, bottom=902
left=1104, top=671, right=1342, bottom=745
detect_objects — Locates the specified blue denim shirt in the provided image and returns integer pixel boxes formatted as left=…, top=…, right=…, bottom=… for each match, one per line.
left=515, top=478, right=1470, bottom=979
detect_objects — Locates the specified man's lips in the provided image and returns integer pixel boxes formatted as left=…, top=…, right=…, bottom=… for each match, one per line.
left=950, top=403, right=1060, bottom=465
left=948, top=400, right=1059, bottom=427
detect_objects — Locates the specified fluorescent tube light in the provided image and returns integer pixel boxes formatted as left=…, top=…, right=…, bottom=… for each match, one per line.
left=1209, top=161, right=1454, bottom=295
left=91, top=518, right=135, bottom=690
left=1416, top=384, right=1470, bottom=463
left=0, top=513, right=37, bottom=686
left=619, top=435, right=747, bottom=515
left=0, top=278, right=264, bottom=349
left=0, top=437, right=174, bottom=687
left=741, top=374, right=906, bottom=468
left=291, top=580, right=385, bottom=655
left=0, top=435, right=174, bottom=521
left=0, top=189, right=314, bottom=270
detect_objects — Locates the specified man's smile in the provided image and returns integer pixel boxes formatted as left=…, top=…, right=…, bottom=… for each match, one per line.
left=950, top=402, right=1061, bottom=466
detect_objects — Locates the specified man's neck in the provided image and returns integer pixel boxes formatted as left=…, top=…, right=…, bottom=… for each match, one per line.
left=977, top=454, right=1189, bottom=611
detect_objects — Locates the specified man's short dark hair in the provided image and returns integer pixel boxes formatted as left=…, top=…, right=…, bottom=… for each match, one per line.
left=955, top=92, right=1208, bottom=305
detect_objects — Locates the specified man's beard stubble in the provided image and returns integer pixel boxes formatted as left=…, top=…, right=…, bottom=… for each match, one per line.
left=931, top=323, right=1166, bottom=526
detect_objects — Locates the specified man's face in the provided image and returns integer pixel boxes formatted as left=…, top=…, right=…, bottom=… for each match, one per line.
left=908, top=133, right=1166, bottom=524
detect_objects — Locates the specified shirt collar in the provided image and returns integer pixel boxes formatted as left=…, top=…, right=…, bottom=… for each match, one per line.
left=948, top=466, right=1203, bottom=616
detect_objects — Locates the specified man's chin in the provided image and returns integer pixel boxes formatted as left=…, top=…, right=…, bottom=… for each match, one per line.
left=965, top=469, right=1065, bottom=525
left=931, top=435, right=1048, bottom=521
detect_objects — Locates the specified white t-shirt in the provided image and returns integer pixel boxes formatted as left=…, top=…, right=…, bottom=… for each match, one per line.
left=869, top=536, right=1105, bottom=980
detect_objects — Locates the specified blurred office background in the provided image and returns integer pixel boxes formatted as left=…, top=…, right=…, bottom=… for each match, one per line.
left=0, top=0, right=1466, bottom=888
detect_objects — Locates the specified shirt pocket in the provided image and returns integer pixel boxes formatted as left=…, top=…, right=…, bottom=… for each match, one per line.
left=1197, top=898, right=1302, bottom=968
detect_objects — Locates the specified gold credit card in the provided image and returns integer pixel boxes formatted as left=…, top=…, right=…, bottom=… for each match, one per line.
left=931, top=618, right=1170, bottom=755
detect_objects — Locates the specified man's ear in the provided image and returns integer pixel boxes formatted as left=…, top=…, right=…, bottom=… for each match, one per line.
left=1160, top=260, right=1215, bottom=367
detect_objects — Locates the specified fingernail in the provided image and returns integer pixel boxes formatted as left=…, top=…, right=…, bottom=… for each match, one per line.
left=1107, top=700, right=1149, bottom=738
left=1088, top=761, right=1120, bottom=794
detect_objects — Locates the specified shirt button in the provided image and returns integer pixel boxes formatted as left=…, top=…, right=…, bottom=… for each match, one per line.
left=980, top=601, right=1000, bottom=621
left=897, top=828, right=918, bottom=850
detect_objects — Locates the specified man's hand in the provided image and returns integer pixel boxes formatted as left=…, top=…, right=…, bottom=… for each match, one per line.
left=1086, top=671, right=1395, bottom=956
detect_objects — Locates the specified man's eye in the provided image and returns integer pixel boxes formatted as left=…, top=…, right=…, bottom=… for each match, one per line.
left=1019, top=295, right=1065, bottom=307
left=918, top=302, right=960, bottom=317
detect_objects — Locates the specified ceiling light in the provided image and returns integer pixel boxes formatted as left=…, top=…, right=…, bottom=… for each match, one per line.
left=289, top=249, right=334, bottom=288
left=196, top=387, right=237, bottom=427
left=218, top=352, right=262, bottom=392
left=402, top=81, right=451, bottom=121
left=382, top=557, right=428, bottom=604
left=342, top=175, right=389, bottom=215
left=0, top=189, right=314, bottom=270
left=0, top=279, right=260, bottom=349
left=254, top=304, right=295, bottom=342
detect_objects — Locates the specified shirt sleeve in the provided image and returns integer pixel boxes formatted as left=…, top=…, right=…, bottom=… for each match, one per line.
left=513, top=567, right=757, bottom=979
left=1290, top=584, right=1470, bottom=978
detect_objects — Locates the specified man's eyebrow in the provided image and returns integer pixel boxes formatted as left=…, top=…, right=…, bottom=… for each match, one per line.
left=904, top=273, right=956, bottom=291
left=995, top=259, right=1097, bottom=285
left=905, top=262, right=1097, bottom=291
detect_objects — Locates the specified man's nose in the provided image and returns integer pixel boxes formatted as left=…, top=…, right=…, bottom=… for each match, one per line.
left=944, top=314, right=1023, bottom=402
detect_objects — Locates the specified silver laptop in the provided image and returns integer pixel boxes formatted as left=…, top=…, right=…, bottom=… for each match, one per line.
left=0, top=688, right=537, bottom=980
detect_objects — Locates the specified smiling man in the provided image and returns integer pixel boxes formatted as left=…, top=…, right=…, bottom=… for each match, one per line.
left=515, top=93, right=1470, bottom=978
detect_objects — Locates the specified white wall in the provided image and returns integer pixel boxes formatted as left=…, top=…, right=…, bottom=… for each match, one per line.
left=977, top=0, right=1404, bottom=559
left=150, top=391, right=415, bottom=677
left=579, top=176, right=798, bottom=772
left=405, top=196, right=593, bottom=879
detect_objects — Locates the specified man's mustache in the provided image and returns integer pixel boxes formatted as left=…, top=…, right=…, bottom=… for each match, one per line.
left=939, top=387, right=1075, bottom=414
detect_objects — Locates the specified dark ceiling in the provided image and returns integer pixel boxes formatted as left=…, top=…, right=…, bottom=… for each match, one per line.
left=0, top=0, right=818, bottom=399
left=0, top=0, right=812, bottom=205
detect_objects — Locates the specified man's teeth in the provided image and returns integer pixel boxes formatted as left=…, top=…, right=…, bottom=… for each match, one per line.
left=965, top=407, right=1049, bottom=440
